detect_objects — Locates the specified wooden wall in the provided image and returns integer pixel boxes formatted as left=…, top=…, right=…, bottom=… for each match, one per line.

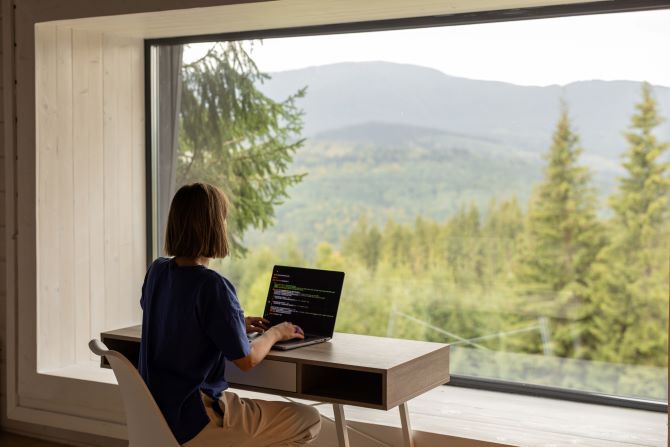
left=0, top=0, right=6, bottom=424
left=35, top=24, right=145, bottom=371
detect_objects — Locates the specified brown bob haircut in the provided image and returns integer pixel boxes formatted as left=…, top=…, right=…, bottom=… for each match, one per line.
left=164, top=183, right=230, bottom=259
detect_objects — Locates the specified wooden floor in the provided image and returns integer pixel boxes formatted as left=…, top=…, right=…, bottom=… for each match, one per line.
left=0, top=432, right=72, bottom=447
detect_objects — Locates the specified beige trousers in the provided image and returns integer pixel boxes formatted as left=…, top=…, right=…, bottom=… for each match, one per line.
left=183, top=392, right=322, bottom=447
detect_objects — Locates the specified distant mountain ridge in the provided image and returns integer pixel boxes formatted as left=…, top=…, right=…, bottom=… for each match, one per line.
left=314, top=121, right=446, bottom=146
left=258, top=61, right=670, bottom=160
left=312, top=121, right=506, bottom=148
left=246, top=61, right=669, bottom=251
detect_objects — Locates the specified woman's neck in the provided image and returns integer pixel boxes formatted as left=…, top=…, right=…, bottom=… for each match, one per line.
left=174, top=256, right=210, bottom=267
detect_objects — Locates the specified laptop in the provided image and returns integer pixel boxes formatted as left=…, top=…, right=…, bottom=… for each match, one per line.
left=262, top=265, right=345, bottom=350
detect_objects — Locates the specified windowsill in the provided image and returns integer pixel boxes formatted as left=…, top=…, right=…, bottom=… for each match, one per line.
left=327, top=386, right=666, bottom=447
left=43, top=362, right=666, bottom=446
left=40, top=360, right=117, bottom=384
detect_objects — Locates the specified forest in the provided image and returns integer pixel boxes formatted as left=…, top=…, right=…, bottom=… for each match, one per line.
left=175, top=43, right=670, bottom=401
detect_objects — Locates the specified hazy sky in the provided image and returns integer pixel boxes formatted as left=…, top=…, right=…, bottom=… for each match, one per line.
left=184, top=9, right=670, bottom=87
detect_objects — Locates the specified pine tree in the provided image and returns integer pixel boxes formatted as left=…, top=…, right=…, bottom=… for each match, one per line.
left=482, top=198, right=524, bottom=287
left=445, top=203, right=484, bottom=286
left=380, top=220, right=413, bottom=269
left=592, top=82, right=670, bottom=366
left=342, top=216, right=382, bottom=272
left=178, top=42, right=306, bottom=254
left=516, top=104, right=605, bottom=358
left=411, top=216, right=440, bottom=274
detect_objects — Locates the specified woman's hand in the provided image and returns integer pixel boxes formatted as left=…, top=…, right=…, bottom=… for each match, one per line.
left=233, top=321, right=304, bottom=372
left=268, top=321, right=305, bottom=342
left=245, top=316, right=270, bottom=335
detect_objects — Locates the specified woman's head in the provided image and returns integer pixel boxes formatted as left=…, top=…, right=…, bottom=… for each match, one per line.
left=164, top=183, right=230, bottom=259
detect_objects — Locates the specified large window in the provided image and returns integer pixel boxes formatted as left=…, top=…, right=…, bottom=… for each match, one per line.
left=149, top=8, right=670, bottom=407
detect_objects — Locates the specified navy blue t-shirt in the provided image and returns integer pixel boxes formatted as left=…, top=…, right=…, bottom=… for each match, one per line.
left=138, top=257, right=251, bottom=444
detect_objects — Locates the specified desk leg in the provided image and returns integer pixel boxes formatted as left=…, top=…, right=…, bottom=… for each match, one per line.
left=333, top=403, right=350, bottom=447
left=399, top=402, right=415, bottom=447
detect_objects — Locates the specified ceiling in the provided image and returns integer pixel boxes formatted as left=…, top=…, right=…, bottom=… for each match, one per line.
left=41, top=0, right=613, bottom=39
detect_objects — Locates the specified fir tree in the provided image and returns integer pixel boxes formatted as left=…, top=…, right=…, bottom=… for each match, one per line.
left=177, top=42, right=306, bottom=254
left=342, top=216, right=382, bottom=272
left=445, top=203, right=484, bottom=286
left=592, top=82, right=670, bottom=366
left=411, top=216, right=440, bottom=274
left=517, top=104, right=605, bottom=358
left=380, top=220, right=413, bottom=269
left=482, top=198, right=524, bottom=287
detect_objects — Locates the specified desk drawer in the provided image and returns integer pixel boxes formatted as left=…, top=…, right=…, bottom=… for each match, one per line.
left=225, top=359, right=296, bottom=392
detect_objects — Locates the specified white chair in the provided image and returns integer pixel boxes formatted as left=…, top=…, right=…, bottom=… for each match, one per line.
left=89, top=339, right=180, bottom=447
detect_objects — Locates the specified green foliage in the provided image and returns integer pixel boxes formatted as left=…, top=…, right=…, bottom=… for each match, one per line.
left=591, top=82, right=670, bottom=366
left=518, top=106, right=604, bottom=292
left=178, top=52, right=669, bottom=400
left=342, top=216, right=382, bottom=272
left=247, top=133, right=549, bottom=252
left=178, top=42, right=306, bottom=254
left=515, top=105, right=607, bottom=359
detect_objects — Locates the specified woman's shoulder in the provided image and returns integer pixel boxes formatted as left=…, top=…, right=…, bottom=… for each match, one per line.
left=196, top=269, right=242, bottom=311
left=200, top=268, right=236, bottom=293
left=153, top=256, right=172, bottom=267
left=147, top=256, right=172, bottom=269
left=147, top=257, right=236, bottom=293
left=144, top=257, right=171, bottom=278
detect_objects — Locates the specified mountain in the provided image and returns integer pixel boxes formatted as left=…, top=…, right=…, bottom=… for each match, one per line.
left=244, top=62, right=670, bottom=252
left=246, top=121, right=618, bottom=252
left=258, top=62, right=670, bottom=161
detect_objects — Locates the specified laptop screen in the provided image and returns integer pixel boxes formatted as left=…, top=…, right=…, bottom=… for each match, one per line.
left=263, top=265, right=345, bottom=337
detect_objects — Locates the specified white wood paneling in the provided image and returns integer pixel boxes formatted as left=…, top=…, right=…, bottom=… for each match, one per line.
left=103, top=34, right=144, bottom=331
left=56, top=26, right=75, bottom=367
left=81, top=29, right=105, bottom=362
left=35, top=24, right=77, bottom=370
left=129, top=38, right=146, bottom=326
left=71, top=28, right=96, bottom=365
left=102, top=35, right=122, bottom=335
left=36, top=26, right=145, bottom=371
left=35, top=23, right=62, bottom=370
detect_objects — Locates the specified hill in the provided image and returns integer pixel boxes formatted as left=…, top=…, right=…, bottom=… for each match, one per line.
left=245, top=62, right=669, bottom=252
left=258, top=62, right=670, bottom=161
left=245, top=121, right=618, bottom=252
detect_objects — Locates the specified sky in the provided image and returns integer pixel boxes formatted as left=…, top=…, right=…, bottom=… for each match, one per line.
left=183, top=9, right=670, bottom=88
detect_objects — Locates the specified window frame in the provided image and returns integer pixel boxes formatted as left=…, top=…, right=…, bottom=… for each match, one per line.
left=145, top=0, right=670, bottom=413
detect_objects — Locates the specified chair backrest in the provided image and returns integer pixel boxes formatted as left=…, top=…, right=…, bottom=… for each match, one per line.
left=89, top=339, right=180, bottom=447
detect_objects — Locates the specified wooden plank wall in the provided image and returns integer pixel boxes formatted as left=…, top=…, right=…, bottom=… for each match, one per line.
left=0, top=0, right=6, bottom=423
left=35, top=24, right=145, bottom=370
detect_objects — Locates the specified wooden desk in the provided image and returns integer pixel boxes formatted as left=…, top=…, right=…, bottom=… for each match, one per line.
left=101, top=326, right=450, bottom=447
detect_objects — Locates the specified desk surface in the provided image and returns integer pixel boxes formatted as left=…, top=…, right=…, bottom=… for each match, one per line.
left=101, top=325, right=450, bottom=410
left=105, top=325, right=446, bottom=372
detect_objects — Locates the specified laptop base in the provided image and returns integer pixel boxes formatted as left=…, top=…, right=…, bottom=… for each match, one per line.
left=272, top=337, right=330, bottom=351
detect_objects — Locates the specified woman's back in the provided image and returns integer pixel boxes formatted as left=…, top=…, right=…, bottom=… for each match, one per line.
left=139, top=257, right=250, bottom=445
left=139, top=183, right=320, bottom=446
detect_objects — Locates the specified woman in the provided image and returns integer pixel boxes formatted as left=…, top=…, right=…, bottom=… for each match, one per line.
left=139, top=183, right=321, bottom=446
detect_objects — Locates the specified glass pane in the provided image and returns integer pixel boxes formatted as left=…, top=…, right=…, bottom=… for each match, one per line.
left=156, top=9, right=670, bottom=403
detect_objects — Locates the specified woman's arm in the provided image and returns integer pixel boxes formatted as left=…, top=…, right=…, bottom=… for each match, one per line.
left=233, top=322, right=304, bottom=372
